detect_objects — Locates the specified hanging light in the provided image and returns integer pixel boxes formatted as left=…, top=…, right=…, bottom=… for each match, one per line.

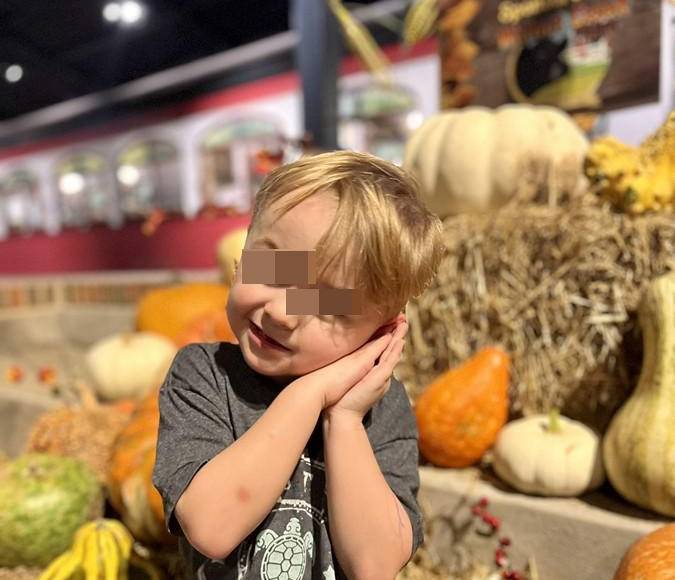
left=120, top=1, right=144, bottom=24
left=103, top=1, right=145, bottom=25
left=102, top=2, right=122, bottom=22
left=5, top=64, right=23, bottom=83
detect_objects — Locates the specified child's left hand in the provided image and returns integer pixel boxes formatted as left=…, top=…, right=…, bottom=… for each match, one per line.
left=322, top=315, right=409, bottom=424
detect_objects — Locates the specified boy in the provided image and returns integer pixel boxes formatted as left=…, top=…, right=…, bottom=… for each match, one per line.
left=152, top=151, right=445, bottom=579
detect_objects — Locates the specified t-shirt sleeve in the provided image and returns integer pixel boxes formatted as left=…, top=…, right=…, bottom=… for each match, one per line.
left=370, top=377, right=425, bottom=564
left=151, top=343, right=235, bottom=537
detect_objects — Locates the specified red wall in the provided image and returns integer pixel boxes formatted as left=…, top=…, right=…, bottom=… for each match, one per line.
left=0, top=214, right=251, bottom=274
left=0, top=39, right=438, bottom=275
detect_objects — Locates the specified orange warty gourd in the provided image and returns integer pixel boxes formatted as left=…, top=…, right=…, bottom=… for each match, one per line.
left=136, top=282, right=230, bottom=343
left=415, top=347, right=511, bottom=468
left=614, top=523, right=675, bottom=579
left=108, top=388, right=175, bottom=546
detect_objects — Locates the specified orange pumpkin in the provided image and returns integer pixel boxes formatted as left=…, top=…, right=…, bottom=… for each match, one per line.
left=415, top=347, right=510, bottom=468
left=175, top=310, right=237, bottom=348
left=614, top=523, right=675, bottom=579
left=108, top=388, right=175, bottom=546
left=136, top=283, right=230, bottom=343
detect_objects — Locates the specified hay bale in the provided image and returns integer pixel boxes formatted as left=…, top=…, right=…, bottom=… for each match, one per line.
left=396, top=195, right=675, bottom=432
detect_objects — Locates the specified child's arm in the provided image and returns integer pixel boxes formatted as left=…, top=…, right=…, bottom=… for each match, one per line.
left=175, top=378, right=323, bottom=559
left=322, top=413, right=414, bottom=580
left=174, top=333, right=395, bottom=560
left=321, top=319, right=423, bottom=579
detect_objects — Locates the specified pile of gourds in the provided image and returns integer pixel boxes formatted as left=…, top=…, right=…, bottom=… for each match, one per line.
left=414, top=346, right=606, bottom=498
left=414, top=271, right=675, bottom=513
left=5, top=276, right=244, bottom=577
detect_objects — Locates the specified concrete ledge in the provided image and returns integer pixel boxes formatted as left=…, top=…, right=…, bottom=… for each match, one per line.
left=419, top=466, right=670, bottom=580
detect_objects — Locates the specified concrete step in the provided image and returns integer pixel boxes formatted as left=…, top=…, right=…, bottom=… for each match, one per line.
left=418, top=466, right=671, bottom=580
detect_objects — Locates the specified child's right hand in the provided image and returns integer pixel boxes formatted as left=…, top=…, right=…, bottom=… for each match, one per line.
left=290, top=332, right=395, bottom=410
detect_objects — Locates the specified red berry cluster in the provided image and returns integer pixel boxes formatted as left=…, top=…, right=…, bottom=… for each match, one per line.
left=470, top=497, right=525, bottom=580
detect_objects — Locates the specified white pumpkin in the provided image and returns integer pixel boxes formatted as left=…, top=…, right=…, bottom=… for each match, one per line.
left=217, top=227, right=249, bottom=287
left=403, top=104, right=589, bottom=218
left=492, top=411, right=605, bottom=496
left=86, top=332, right=177, bottom=401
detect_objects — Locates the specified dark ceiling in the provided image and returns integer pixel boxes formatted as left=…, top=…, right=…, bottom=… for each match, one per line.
left=0, top=0, right=386, bottom=122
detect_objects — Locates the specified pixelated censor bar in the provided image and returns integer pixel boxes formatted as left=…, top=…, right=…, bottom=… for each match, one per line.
left=240, top=249, right=363, bottom=315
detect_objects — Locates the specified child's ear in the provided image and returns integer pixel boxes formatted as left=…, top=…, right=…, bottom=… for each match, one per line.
left=368, top=312, right=406, bottom=341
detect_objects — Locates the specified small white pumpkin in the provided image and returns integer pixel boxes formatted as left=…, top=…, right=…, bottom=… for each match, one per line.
left=86, top=332, right=177, bottom=401
left=403, top=104, right=589, bottom=218
left=217, top=227, right=249, bottom=287
left=492, top=410, right=605, bottom=496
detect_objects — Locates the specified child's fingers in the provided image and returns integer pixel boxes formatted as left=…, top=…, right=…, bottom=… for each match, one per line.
left=362, top=337, right=405, bottom=389
left=378, top=325, right=407, bottom=365
left=382, top=337, right=405, bottom=368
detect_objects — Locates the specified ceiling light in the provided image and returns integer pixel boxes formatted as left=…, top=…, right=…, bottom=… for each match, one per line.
left=120, top=1, right=144, bottom=24
left=103, top=2, right=121, bottom=22
left=5, top=64, right=23, bottom=83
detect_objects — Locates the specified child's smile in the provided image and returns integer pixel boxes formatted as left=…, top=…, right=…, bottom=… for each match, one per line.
left=248, top=319, right=292, bottom=352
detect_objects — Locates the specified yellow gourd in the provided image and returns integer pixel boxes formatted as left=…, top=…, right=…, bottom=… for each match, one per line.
left=216, top=227, right=248, bottom=287
left=603, top=271, right=675, bottom=516
left=585, top=112, right=675, bottom=214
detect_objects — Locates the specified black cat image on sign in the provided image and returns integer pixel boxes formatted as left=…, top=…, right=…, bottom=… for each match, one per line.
left=505, top=25, right=612, bottom=110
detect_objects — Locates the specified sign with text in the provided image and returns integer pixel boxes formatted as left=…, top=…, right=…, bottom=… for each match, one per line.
left=439, top=0, right=661, bottom=112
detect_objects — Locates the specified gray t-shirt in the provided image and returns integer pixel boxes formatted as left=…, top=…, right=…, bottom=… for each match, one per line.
left=152, top=342, right=424, bottom=580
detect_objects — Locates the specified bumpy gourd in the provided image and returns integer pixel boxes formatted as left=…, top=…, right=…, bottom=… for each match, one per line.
left=603, top=271, right=675, bottom=517
left=108, top=388, right=175, bottom=546
left=614, top=522, right=675, bottom=579
left=415, top=347, right=510, bottom=468
left=585, top=112, right=674, bottom=214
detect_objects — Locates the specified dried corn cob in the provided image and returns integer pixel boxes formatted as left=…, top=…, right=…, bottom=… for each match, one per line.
left=403, top=0, right=439, bottom=46
left=327, top=0, right=392, bottom=84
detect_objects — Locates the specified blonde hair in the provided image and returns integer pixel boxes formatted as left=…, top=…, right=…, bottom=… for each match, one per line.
left=248, top=150, right=446, bottom=320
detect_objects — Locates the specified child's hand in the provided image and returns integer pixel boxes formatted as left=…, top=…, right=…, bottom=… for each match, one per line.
left=323, top=317, right=409, bottom=422
left=289, top=316, right=407, bottom=415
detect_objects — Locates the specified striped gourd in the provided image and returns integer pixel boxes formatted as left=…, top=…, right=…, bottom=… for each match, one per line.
left=602, top=271, right=675, bottom=517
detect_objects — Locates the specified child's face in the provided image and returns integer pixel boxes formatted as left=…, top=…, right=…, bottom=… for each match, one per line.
left=226, top=191, right=400, bottom=386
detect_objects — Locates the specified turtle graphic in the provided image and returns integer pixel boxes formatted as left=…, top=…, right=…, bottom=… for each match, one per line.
left=254, top=517, right=314, bottom=580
